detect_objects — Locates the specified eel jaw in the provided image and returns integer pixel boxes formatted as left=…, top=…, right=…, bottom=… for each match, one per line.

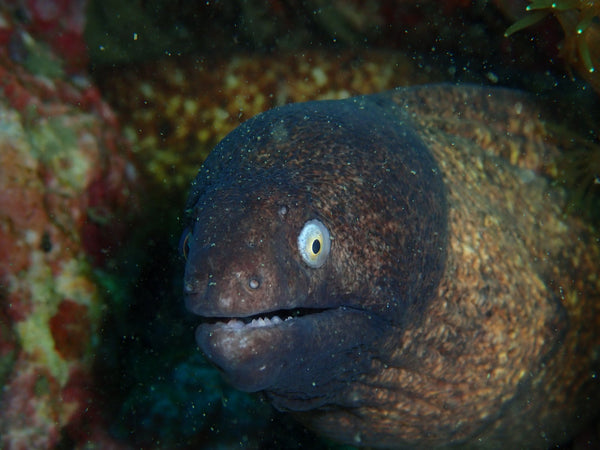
left=195, top=306, right=386, bottom=403
left=195, top=307, right=332, bottom=392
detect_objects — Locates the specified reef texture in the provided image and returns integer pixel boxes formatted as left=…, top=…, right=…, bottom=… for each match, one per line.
left=87, top=0, right=599, bottom=100
left=96, top=51, right=440, bottom=194
left=0, top=2, right=137, bottom=448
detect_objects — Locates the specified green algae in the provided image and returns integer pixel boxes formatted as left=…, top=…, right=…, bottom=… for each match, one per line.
left=20, top=32, right=65, bottom=79
left=24, top=114, right=94, bottom=193
left=25, top=115, right=78, bottom=160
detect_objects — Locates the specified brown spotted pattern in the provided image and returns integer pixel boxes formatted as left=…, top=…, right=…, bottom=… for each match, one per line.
left=185, top=85, right=600, bottom=448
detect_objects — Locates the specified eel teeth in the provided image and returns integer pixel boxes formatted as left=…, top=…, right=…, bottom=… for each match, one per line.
left=223, top=315, right=294, bottom=329
left=249, top=315, right=283, bottom=327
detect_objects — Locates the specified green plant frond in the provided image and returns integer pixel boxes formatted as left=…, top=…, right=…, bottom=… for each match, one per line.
left=576, top=10, right=597, bottom=34
left=577, top=38, right=596, bottom=72
left=505, top=10, right=549, bottom=37
left=527, top=0, right=580, bottom=11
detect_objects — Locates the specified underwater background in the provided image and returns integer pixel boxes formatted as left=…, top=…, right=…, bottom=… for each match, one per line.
left=0, top=0, right=598, bottom=448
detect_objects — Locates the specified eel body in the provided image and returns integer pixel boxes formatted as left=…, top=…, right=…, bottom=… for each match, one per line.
left=182, top=84, right=600, bottom=448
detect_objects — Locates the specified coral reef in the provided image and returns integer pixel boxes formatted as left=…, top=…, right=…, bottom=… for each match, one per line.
left=2, top=0, right=89, bottom=72
left=0, top=1, right=138, bottom=448
left=95, top=51, right=441, bottom=194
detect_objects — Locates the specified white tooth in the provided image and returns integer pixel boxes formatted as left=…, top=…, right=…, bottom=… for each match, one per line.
left=244, top=316, right=285, bottom=328
left=285, top=316, right=293, bottom=321
left=225, top=319, right=244, bottom=329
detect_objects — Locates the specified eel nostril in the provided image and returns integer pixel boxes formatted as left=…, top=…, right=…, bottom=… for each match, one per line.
left=248, top=277, right=260, bottom=289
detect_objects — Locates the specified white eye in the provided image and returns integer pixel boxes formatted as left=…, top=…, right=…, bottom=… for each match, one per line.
left=297, top=219, right=331, bottom=268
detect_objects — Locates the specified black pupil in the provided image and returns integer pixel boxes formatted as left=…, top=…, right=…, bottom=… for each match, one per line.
left=312, top=239, right=321, bottom=254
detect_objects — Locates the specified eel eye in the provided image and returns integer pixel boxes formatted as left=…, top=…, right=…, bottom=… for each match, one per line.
left=179, top=228, right=192, bottom=261
left=297, top=219, right=331, bottom=268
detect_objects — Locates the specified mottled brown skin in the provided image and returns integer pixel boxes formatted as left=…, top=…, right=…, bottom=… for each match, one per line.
left=182, top=84, right=600, bottom=448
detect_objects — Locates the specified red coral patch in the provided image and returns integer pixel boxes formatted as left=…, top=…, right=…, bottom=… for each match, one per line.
left=49, top=300, right=91, bottom=360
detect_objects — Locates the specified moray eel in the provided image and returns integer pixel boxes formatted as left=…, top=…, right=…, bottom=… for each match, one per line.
left=182, top=84, right=600, bottom=448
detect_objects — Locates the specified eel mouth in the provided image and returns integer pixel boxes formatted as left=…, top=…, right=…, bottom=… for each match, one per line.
left=194, top=304, right=387, bottom=394
left=200, top=307, right=331, bottom=329
left=195, top=306, right=355, bottom=392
